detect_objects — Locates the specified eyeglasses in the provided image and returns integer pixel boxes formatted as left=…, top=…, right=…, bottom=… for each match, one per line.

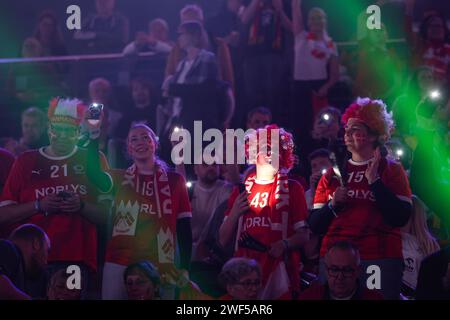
left=235, top=279, right=261, bottom=289
left=327, top=266, right=356, bottom=278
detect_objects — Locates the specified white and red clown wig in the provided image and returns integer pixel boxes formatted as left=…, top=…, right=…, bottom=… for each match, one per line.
left=245, top=124, right=295, bottom=172
left=48, top=97, right=86, bottom=126
left=341, top=97, right=395, bottom=145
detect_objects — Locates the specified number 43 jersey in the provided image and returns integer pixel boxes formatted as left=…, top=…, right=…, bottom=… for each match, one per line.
left=0, top=147, right=110, bottom=271
left=313, top=158, right=412, bottom=260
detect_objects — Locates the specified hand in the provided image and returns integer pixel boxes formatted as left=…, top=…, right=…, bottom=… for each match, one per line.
left=225, top=31, right=240, bottom=47
left=309, top=172, right=322, bottom=191
left=82, top=108, right=103, bottom=140
left=59, top=193, right=82, bottom=213
left=268, top=240, right=287, bottom=258
left=230, top=191, right=250, bottom=218
left=331, top=187, right=348, bottom=208
left=160, top=265, right=189, bottom=288
left=365, top=147, right=381, bottom=185
left=39, top=194, right=63, bottom=214
left=316, top=85, right=329, bottom=98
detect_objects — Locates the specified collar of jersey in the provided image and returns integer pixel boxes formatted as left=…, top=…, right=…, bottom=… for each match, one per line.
left=39, top=146, right=78, bottom=160
left=348, top=157, right=374, bottom=166
left=254, top=178, right=275, bottom=185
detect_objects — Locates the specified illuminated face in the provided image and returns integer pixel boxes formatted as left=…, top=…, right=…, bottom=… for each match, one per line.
left=325, top=248, right=360, bottom=299
left=344, top=119, right=375, bottom=153
left=310, top=156, right=332, bottom=175
left=126, top=271, right=156, bottom=300
left=194, top=163, right=220, bottom=184
left=48, top=122, right=79, bottom=155
left=127, top=127, right=156, bottom=161
left=227, top=271, right=261, bottom=300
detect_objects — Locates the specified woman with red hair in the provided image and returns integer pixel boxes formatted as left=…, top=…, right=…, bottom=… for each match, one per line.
left=309, top=98, right=413, bottom=300
left=219, top=125, right=309, bottom=299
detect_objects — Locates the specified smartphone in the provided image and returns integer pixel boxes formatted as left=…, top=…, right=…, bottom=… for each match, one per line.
left=57, top=191, right=72, bottom=200
left=88, top=103, right=104, bottom=120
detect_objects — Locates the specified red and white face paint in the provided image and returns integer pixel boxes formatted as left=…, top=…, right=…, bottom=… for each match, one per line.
left=344, top=119, right=372, bottom=152
left=127, top=126, right=157, bottom=161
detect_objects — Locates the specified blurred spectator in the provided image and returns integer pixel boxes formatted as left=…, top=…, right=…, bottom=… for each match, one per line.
left=73, top=0, right=129, bottom=54
left=165, top=4, right=235, bottom=90
left=218, top=257, right=262, bottom=300
left=355, top=24, right=402, bottom=105
left=0, top=98, right=111, bottom=300
left=47, top=268, right=81, bottom=300
left=404, top=0, right=450, bottom=83
left=0, top=224, right=50, bottom=300
left=115, top=78, right=157, bottom=139
left=0, top=148, right=15, bottom=195
left=13, top=107, right=49, bottom=155
left=124, top=261, right=161, bottom=300
left=163, top=21, right=222, bottom=134
left=33, top=10, right=67, bottom=57
left=299, top=241, right=383, bottom=300
left=246, top=107, right=272, bottom=130
left=123, top=18, right=173, bottom=56
left=241, top=0, right=292, bottom=110
left=305, top=148, right=332, bottom=210
left=291, top=0, right=339, bottom=147
left=416, top=245, right=450, bottom=300
left=310, top=98, right=412, bottom=299
left=311, top=107, right=342, bottom=145
left=88, top=77, right=122, bottom=144
left=22, top=37, right=43, bottom=58
left=401, top=195, right=440, bottom=298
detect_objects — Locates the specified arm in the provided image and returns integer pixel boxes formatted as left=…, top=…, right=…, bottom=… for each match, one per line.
left=370, top=180, right=412, bottom=227
left=122, top=41, right=138, bottom=55
left=0, top=202, right=36, bottom=226
left=177, top=217, right=192, bottom=271
left=308, top=203, right=337, bottom=235
left=86, top=139, right=113, bottom=194
left=274, top=0, right=292, bottom=32
left=291, top=0, right=304, bottom=36
left=318, top=55, right=339, bottom=96
left=241, top=0, right=261, bottom=25
left=219, top=191, right=249, bottom=247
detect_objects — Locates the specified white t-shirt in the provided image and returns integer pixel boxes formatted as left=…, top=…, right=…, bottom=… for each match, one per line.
left=402, top=233, right=425, bottom=290
left=191, top=180, right=233, bottom=261
left=294, top=31, right=338, bottom=81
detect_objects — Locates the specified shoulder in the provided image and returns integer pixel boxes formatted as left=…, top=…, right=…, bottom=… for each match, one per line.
left=199, top=50, right=217, bottom=61
left=381, top=158, right=406, bottom=175
left=15, top=149, right=39, bottom=166
left=361, top=288, right=384, bottom=300
left=288, top=178, right=305, bottom=193
left=0, top=148, right=14, bottom=161
left=167, top=170, right=187, bottom=186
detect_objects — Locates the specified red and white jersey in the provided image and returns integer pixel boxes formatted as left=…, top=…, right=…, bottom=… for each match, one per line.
left=421, top=43, right=450, bottom=81
left=313, top=158, right=412, bottom=260
left=225, top=178, right=308, bottom=299
left=0, top=147, right=110, bottom=271
left=105, top=170, right=191, bottom=269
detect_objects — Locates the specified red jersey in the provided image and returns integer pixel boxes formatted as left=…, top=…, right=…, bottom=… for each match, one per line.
left=225, top=177, right=308, bottom=299
left=105, top=169, right=191, bottom=270
left=0, top=148, right=15, bottom=190
left=0, top=147, right=110, bottom=271
left=313, top=158, right=412, bottom=260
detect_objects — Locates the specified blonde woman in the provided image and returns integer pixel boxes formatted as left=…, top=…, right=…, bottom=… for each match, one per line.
left=402, top=195, right=440, bottom=296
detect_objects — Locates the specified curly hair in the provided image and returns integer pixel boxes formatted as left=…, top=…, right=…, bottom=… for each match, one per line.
left=244, top=124, right=295, bottom=171
left=341, top=97, right=394, bottom=144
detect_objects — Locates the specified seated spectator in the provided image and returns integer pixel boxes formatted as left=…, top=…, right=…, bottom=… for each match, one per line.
left=416, top=245, right=450, bottom=300
left=401, top=195, right=440, bottom=298
left=0, top=148, right=15, bottom=194
left=47, top=268, right=81, bottom=300
left=73, top=0, right=129, bottom=54
left=123, top=18, right=173, bottom=56
left=305, top=148, right=333, bottom=210
left=115, top=78, right=157, bottom=139
left=218, top=257, right=262, bottom=300
left=33, top=10, right=68, bottom=57
left=165, top=4, right=235, bottom=90
left=13, top=107, right=49, bottom=155
left=88, top=77, right=122, bottom=145
left=404, top=0, right=450, bottom=84
left=246, top=107, right=272, bottom=130
left=355, top=24, right=402, bottom=105
left=0, top=224, right=50, bottom=300
left=291, top=0, right=339, bottom=144
left=124, top=261, right=161, bottom=300
left=299, top=241, right=383, bottom=300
